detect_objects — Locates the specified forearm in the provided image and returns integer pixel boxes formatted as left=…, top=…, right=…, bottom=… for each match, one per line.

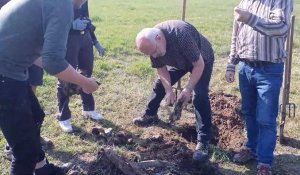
left=229, top=20, right=239, bottom=64
left=186, top=55, right=204, bottom=91
left=157, top=66, right=173, bottom=93
left=55, top=65, right=87, bottom=86
left=246, top=1, right=292, bottom=36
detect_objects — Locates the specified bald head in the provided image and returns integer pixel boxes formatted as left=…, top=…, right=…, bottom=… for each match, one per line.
left=135, top=28, right=162, bottom=56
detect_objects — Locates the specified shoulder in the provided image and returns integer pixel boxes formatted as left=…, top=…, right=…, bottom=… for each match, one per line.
left=43, top=0, right=73, bottom=15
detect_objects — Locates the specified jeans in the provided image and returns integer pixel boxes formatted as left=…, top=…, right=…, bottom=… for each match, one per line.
left=0, top=75, right=45, bottom=175
left=238, top=61, right=284, bottom=165
left=145, top=61, right=214, bottom=144
left=57, top=33, right=95, bottom=121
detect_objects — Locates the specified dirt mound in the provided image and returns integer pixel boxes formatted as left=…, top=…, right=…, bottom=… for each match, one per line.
left=75, top=91, right=245, bottom=175
left=210, top=92, right=245, bottom=151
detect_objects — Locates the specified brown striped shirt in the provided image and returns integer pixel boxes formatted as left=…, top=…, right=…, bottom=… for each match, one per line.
left=228, top=0, right=293, bottom=65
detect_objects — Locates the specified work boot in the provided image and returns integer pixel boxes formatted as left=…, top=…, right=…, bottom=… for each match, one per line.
left=192, top=142, right=209, bottom=162
left=257, top=163, right=272, bottom=175
left=35, top=163, right=66, bottom=175
left=233, top=147, right=256, bottom=164
left=132, top=114, right=158, bottom=126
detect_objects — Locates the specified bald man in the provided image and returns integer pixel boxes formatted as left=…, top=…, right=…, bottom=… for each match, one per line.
left=134, top=20, right=214, bottom=162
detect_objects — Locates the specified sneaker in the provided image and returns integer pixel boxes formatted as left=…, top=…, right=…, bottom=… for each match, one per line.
left=59, top=119, right=73, bottom=133
left=192, top=142, right=209, bottom=162
left=35, top=163, right=66, bottom=175
left=257, top=163, right=272, bottom=175
left=40, top=137, right=54, bottom=150
left=82, top=110, right=103, bottom=120
left=233, top=147, right=256, bottom=164
left=132, top=114, right=159, bottom=126
left=4, top=144, right=13, bottom=161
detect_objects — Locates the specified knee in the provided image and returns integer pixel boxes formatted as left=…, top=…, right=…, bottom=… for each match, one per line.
left=256, top=119, right=276, bottom=130
left=193, top=93, right=209, bottom=105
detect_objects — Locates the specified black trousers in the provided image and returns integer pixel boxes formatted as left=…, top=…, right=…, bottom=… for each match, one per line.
left=0, top=75, right=45, bottom=175
left=145, top=61, right=214, bottom=144
left=56, top=33, right=95, bottom=121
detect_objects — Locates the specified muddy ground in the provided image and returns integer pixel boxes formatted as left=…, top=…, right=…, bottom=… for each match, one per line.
left=68, top=91, right=245, bottom=175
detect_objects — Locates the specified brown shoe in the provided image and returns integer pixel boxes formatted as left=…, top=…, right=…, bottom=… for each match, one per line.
left=133, top=114, right=158, bottom=126
left=233, top=148, right=256, bottom=164
left=257, top=163, right=272, bottom=175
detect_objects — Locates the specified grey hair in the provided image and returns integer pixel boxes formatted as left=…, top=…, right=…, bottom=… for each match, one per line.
left=136, top=28, right=161, bottom=44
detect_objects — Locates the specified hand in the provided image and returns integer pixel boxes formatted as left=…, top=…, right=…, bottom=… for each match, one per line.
left=80, top=77, right=99, bottom=94
left=72, top=18, right=89, bottom=31
left=165, top=90, right=176, bottom=106
left=94, top=41, right=105, bottom=57
left=225, top=71, right=235, bottom=83
left=178, top=88, right=192, bottom=104
left=234, top=7, right=251, bottom=23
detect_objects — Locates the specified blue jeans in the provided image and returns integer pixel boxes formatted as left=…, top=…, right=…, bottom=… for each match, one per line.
left=238, top=61, right=283, bottom=165
left=145, top=61, right=214, bottom=144
left=0, top=75, right=45, bottom=175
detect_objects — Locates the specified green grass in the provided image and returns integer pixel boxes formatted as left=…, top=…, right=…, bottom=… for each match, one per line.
left=1, top=0, right=300, bottom=174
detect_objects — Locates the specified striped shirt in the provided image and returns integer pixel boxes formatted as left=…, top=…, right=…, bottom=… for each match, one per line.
left=228, top=0, right=293, bottom=66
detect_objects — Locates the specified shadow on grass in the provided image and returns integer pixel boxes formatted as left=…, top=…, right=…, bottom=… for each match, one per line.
left=273, top=154, right=300, bottom=175
left=280, top=136, right=300, bottom=149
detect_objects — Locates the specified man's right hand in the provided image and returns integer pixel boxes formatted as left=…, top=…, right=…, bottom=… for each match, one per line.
left=165, top=90, right=176, bottom=106
left=72, top=18, right=89, bottom=31
left=80, top=77, right=99, bottom=94
left=225, top=71, right=235, bottom=83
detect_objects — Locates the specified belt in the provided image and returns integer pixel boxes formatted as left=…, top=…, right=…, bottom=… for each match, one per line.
left=241, top=60, right=271, bottom=67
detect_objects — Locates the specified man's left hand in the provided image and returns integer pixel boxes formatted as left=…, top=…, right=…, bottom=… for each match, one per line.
left=178, top=88, right=192, bottom=104
left=234, top=7, right=251, bottom=23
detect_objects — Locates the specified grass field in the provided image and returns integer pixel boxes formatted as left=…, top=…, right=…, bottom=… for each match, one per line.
left=1, top=0, right=300, bottom=174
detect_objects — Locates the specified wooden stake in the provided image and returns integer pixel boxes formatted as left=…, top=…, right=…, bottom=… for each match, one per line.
left=279, top=15, right=295, bottom=144
left=176, top=0, right=187, bottom=95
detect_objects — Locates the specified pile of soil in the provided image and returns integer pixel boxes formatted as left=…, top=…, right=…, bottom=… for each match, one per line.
left=72, top=92, right=245, bottom=175
left=210, top=92, right=245, bottom=151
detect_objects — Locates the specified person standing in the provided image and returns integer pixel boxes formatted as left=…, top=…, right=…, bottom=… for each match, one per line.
left=0, top=0, right=98, bottom=174
left=225, top=0, right=293, bottom=174
left=56, top=1, right=105, bottom=133
left=134, top=20, right=214, bottom=162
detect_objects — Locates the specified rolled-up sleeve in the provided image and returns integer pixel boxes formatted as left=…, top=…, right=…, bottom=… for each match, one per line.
left=41, top=0, right=73, bottom=75
left=246, top=0, right=293, bottom=37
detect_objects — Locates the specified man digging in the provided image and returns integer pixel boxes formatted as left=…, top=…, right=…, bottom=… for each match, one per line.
left=134, top=20, right=214, bottom=163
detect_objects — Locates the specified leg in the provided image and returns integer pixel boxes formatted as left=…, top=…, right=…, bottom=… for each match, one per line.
left=56, top=80, right=71, bottom=121
left=239, top=62, right=259, bottom=153
left=78, top=33, right=95, bottom=112
left=193, top=61, right=213, bottom=144
left=145, top=68, right=187, bottom=115
left=133, top=68, right=187, bottom=126
left=56, top=35, right=80, bottom=121
left=0, top=77, right=45, bottom=175
left=233, top=62, right=258, bottom=164
left=192, top=61, right=213, bottom=162
left=255, top=63, right=283, bottom=165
